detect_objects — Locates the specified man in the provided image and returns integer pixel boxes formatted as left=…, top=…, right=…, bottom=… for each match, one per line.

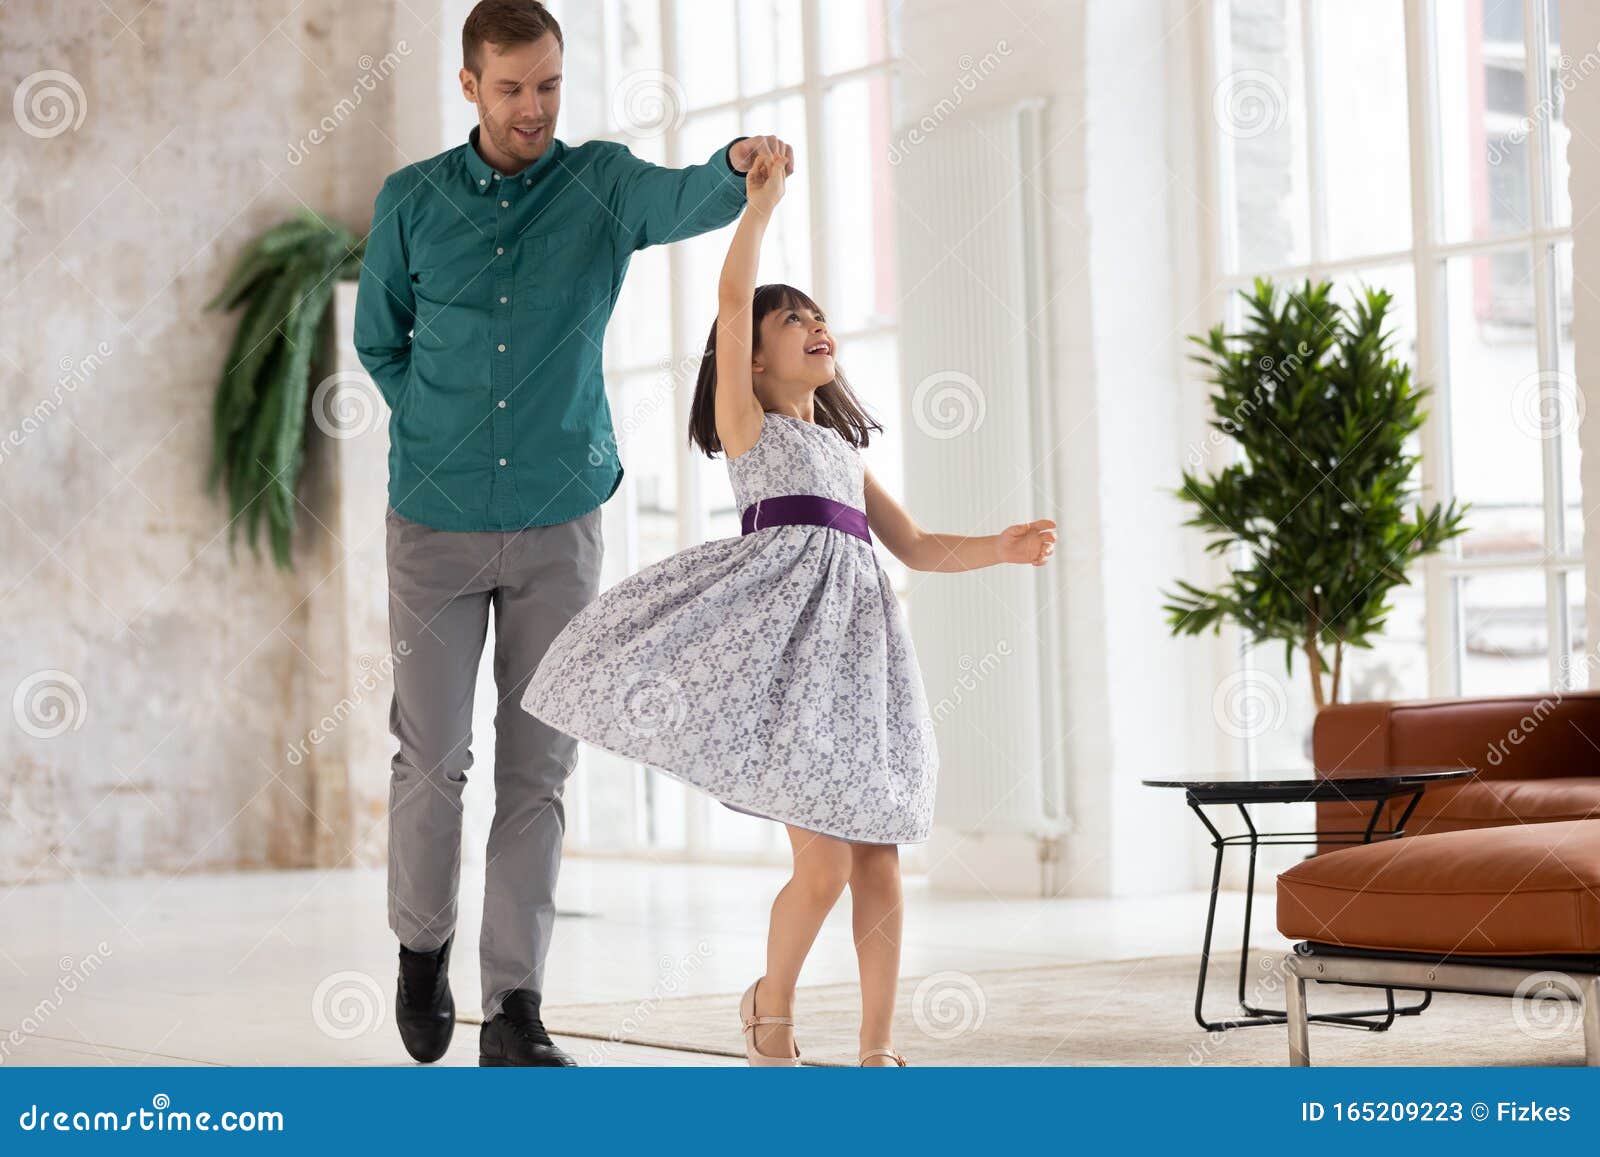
left=354, top=0, right=794, bottom=1067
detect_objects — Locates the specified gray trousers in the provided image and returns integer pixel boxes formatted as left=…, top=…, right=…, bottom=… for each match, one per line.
left=384, top=503, right=603, bottom=1021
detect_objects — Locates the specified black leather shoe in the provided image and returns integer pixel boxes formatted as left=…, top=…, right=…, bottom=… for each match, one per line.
left=395, top=932, right=455, bottom=1063
left=479, top=989, right=576, bottom=1066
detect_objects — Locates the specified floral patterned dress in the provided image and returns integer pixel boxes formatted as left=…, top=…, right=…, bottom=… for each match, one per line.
left=519, top=410, right=938, bottom=844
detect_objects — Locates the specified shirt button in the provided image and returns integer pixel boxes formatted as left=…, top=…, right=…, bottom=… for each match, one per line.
left=500, top=296, right=508, bottom=303
left=496, top=246, right=504, bottom=255
left=523, top=179, right=531, bottom=187
left=478, top=178, right=486, bottom=186
left=501, top=200, right=509, bottom=208
left=493, top=173, right=501, bottom=180
left=498, top=400, right=507, bottom=408
left=498, top=343, right=506, bottom=352
left=499, top=457, right=508, bottom=466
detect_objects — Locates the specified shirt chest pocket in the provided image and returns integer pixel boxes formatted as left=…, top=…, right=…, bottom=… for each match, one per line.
left=522, top=222, right=607, bottom=311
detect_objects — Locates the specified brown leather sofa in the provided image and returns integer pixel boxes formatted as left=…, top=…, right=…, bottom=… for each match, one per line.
left=1273, top=692, right=1600, bottom=1065
left=1312, top=692, right=1600, bottom=853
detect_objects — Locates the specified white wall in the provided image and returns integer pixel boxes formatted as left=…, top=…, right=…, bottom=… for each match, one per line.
left=0, top=1, right=441, bottom=882
left=896, top=0, right=1202, bottom=897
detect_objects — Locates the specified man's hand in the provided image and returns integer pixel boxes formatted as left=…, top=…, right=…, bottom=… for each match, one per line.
left=730, top=134, right=795, bottom=177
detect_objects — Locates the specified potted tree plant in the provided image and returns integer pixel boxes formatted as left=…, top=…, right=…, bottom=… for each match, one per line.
left=1165, top=277, right=1467, bottom=709
left=207, top=211, right=365, bottom=570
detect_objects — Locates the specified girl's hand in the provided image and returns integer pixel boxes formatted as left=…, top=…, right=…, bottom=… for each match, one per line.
left=746, top=151, right=786, bottom=214
left=996, top=519, right=1057, bottom=566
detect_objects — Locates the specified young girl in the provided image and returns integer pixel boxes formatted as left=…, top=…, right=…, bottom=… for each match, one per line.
left=520, top=150, right=1057, bottom=1066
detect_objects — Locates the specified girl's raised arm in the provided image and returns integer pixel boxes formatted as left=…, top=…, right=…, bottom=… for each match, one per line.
left=715, top=152, right=786, bottom=458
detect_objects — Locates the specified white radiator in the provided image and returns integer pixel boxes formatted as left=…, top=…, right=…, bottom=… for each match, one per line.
left=894, top=98, right=1068, bottom=840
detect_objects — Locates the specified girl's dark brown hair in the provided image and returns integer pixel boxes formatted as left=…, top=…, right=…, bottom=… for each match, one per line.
left=689, top=283, right=884, bottom=457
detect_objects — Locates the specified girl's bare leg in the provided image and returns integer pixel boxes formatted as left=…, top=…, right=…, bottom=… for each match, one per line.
left=750, top=824, right=852, bottom=1058
left=849, top=842, right=903, bottom=1063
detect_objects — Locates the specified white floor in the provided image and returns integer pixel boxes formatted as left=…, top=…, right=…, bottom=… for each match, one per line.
left=0, top=856, right=1291, bottom=1066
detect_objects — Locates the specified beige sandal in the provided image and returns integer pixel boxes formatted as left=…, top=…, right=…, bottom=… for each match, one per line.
left=859, top=1047, right=908, bottom=1066
left=740, top=978, right=801, bottom=1066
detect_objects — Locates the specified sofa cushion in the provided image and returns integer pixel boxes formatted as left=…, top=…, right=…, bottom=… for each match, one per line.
left=1277, top=818, right=1600, bottom=955
left=1410, top=776, right=1600, bottom=828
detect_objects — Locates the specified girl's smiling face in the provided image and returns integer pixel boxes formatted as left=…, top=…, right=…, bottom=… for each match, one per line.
left=753, top=302, right=837, bottom=404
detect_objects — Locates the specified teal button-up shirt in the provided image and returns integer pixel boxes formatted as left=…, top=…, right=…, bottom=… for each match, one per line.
left=354, top=126, right=749, bottom=531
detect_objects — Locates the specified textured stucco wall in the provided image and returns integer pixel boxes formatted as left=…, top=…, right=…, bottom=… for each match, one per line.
left=0, top=0, right=436, bottom=883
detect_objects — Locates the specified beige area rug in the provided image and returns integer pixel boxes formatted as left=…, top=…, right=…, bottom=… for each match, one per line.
left=538, top=949, right=1593, bottom=1067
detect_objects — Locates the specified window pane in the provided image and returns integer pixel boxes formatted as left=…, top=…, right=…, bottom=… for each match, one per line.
left=616, top=371, right=682, bottom=568
left=703, top=447, right=740, bottom=543
left=1546, top=0, right=1570, bottom=227
left=823, top=74, right=897, bottom=332
left=1314, top=0, right=1412, bottom=258
left=738, top=0, right=803, bottom=96
left=1436, top=0, right=1533, bottom=243
left=675, top=0, right=738, bottom=109
left=1443, top=250, right=1544, bottom=558
left=818, top=0, right=897, bottom=75
left=1563, top=568, right=1588, bottom=688
left=606, top=242, right=670, bottom=370
left=743, top=94, right=812, bottom=286
left=1232, top=656, right=1314, bottom=770
left=1336, top=263, right=1417, bottom=361
left=840, top=332, right=906, bottom=591
left=674, top=110, right=742, bottom=359
left=1556, top=241, right=1581, bottom=552
left=1342, top=582, right=1429, bottom=702
left=645, top=773, right=689, bottom=850
left=606, top=0, right=662, bottom=78
left=1218, top=0, right=1311, bottom=270
left=705, top=793, right=780, bottom=853
left=1456, top=570, right=1550, bottom=695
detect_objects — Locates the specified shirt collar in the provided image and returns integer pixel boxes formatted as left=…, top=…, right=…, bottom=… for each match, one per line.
left=465, top=124, right=561, bottom=193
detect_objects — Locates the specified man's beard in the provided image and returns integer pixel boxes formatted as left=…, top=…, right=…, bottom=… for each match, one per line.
left=484, top=106, right=544, bottom=160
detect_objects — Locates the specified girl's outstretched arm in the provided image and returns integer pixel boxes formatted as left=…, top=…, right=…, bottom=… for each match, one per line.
left=864, top=467, right=1057, bottom=573
left=715, top=151, right=786, bottom=459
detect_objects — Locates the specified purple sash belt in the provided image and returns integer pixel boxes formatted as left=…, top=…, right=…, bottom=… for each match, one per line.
left=741, top=493, right=872, bottom=545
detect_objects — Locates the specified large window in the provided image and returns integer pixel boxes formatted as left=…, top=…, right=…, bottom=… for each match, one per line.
left=555, top=0, right=904, bottom=858
left=1203, top=0, right=1578, bottom=768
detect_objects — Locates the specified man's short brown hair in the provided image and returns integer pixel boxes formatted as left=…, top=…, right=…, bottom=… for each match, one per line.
left=462, top=0, right=564, bottom=75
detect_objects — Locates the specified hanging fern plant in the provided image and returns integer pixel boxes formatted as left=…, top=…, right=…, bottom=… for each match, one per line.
left=206, top=211, right=365, bottom=570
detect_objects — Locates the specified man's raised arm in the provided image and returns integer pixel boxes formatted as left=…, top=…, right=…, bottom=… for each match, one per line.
left=604, top=136, right=757, bottom=251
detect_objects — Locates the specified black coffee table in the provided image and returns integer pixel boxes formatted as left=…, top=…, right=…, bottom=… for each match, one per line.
left=1142, top=766, right=1476, bottom=1032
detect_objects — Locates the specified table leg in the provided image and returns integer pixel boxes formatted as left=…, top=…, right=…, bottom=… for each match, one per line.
left=1186, top=795, right=1434, bottom=1032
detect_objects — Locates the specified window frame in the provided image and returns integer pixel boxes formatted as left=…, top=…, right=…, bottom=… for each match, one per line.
left=567, top=0, right=904, bottom=860
left=1197, top=0, right=1579, bottom=728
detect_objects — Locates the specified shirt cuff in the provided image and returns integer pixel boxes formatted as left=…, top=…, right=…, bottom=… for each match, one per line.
left=724, top=136, right=751, bottom=174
